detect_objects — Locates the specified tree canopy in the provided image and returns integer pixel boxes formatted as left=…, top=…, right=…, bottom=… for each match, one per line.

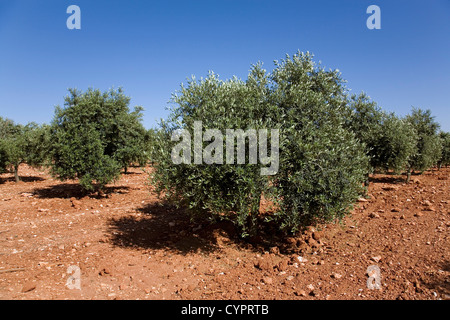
left=151, top=52, right=369, bottom=236
left=49, top=88, right=147, bottom=191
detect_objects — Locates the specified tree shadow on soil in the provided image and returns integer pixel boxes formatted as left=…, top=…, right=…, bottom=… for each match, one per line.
left=0, top=176, right=45, bottom=184
left=368, top=175, right=406, bottom=184
left=421, top=260, right=450, bottom=297
left=107, top=202, right=237, bottom=255
left=106, top=202, right=288, bottom=256
left=122, top=171, right=143, bottom=175
left=33, top=183, right=130, bottom=199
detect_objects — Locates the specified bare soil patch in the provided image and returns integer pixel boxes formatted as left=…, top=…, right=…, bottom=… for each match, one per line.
left=0, top=165, right=448, bottom=300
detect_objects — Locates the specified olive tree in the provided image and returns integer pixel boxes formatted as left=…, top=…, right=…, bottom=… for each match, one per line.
left=151, top=52, right=369, bottom=236
left=0, top=117, right=16, bottom=174
left=438, top=131, right=450, bottom=168
left=151, top=69, right=273, bottom=236
left=345, top=94, right=417, bottom=182
left=49, top=88, right=147, bottom=192
left=0, top=118, right=48, bottom=182
left=374, top=113, right=417, bottom=174
left=405, top=107, right=442, bottom=181
left=269, top=53, right=368, bottom=232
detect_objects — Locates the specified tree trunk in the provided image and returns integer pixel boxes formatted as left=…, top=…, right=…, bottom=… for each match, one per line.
left=247, top=194, right=262, bottom=237
left=406, top=168, right=412, bottom=184
left=14, top=165, right=20, bottom=183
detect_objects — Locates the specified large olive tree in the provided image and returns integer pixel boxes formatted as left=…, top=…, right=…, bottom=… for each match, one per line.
left=151, top=52, right=369, bottom=236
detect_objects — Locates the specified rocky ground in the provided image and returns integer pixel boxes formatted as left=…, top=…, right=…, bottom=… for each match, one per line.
left=0, top=165, right=448, bottom=300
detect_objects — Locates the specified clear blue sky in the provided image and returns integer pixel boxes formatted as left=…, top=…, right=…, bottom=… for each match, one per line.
left=0, top=0, right=449, bottom=131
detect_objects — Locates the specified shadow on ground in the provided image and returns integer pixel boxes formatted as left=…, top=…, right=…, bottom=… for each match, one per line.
left=33, top=183, right=131, bottom=199
left=0, top=176, right=45, bottom=184
left=106, top=202, right=276, bottom=255
left=421, top=260, right=450, bottom=297
left=368, top=175, right=407, bottom=184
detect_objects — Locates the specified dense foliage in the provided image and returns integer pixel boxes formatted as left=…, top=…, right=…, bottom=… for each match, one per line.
left=345, top=94, right=417, bottom=180
left=151, top=52, right=369, bottom=236
left=1, top=52, right=447, bottom=238
left=405, top=108, right=442, bottom=178
left=49, top=88, right=147, bottom=191
left=438, top=131, right=450, bottom=168
left=0, top=117, right=48, bottom=181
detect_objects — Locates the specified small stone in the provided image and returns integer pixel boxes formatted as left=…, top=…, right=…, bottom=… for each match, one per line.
left=71, top=199, right=82, bottom=209
left=371, top=256, right=382, bottom=263
left=119, top=283, right=127, bottom=290
left=98, top=267, right=111, bottom=276
left=285, top=237, right=297, bottom=246
left=414, top=212, right=423, bottom=217
left=255, top=259, right=273, bottom=272
left=295, top=290, right=307, bottom=297
left=21, top=192, right=34, bottom=197
left=391, top=208, right=401, bottom=212
left=277, top=259, right=289, bottom=272
left=358, top=198, right=369, bottom=203
left=331, top=273, right=342, bottom=279
left=21, top=282, right=36, bottom=293
left=312, top=231, right=323, bottom=241
left=262, top=277, right=273, bottom=285
left=307, top=237, right=320, bottom=248
left=269, top=246, right=280, bottom=255
left=369, top=212, right=380, bottom=218
left=422, top=200, right=432, bottom=206
left=309, top=289, right=318, bottom=297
